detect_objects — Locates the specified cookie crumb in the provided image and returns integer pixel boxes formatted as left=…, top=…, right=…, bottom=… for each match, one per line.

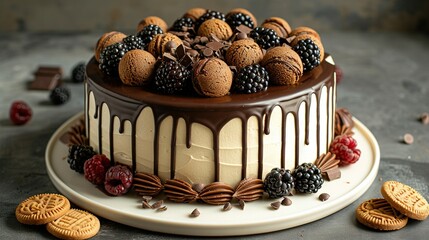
left=403, top=133, right=414, bottom=144
left=420, top=112, right=429, bottom=125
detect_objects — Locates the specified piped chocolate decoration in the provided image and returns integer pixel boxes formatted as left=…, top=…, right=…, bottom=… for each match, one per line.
left=199, top=182, right=234, bottom=205
left=233, top=178, right=264, bottom=202
left=133, top=172, right=163, bottom=196
left=164, top=179, right=198, bottom=203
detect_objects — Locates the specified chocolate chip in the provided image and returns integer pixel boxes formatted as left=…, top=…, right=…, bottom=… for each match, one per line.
left=403, top=133, right=414, bottom=144
left=420, top=112, right=429, bottom=125
left=203, top=48, right=213, bottom=57
left=271, top=201, right=281, bottom=210
left=222, top=202, right=232, bottom=211
left=142, top=196, right=152, bottom=203
left=319, top=193, right=330, bottom=202
left=239, top=199, right=245, bottom=210
left=281, top=197, right=292, bottom=206
left=190, top=208, right=200, bottom=217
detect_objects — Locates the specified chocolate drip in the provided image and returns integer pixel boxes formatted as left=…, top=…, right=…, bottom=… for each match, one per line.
left=85, top=56, right=335, bottom=183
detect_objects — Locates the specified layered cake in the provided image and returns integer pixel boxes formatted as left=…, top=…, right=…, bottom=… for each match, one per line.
left=67, top=8, right=359, bottom=201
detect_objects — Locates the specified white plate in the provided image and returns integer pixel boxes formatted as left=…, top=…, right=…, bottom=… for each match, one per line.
left=45, top=112, right=380, bottom=236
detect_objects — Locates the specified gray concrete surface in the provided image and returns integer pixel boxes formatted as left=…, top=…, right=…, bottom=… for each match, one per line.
left=1, top=31, right=428, bottom=239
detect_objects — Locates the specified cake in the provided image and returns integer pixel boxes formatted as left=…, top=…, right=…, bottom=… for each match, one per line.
left=66, top=8, right=359, bottom=201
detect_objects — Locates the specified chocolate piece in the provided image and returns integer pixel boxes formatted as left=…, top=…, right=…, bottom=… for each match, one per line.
left=319, top=193, right=330, bottom=202
left=271, top=201, right=281, bottom=210
left=206, top=41, right=224, bottom=51
left=176, top=44, right=186, bottom=59
left=236, top=25, right=252, bottom=34
left=223, top=202, right=232, bottom=211
left=30, top=67, right=62, bottom=90
left=314, top=152, right=340, bottom=179
left=324, top=167, right=341, bottom=181
left=239, top=199, right=245, bottom=210
left=190, top=208, right=200, bottom=217
left=165, top=41, right=177, bottom=53
left=403, top=133, right=414, bottom=144
left=281, top=197, right=292, bottom=206
left=162, top=53, right=177, bottom=62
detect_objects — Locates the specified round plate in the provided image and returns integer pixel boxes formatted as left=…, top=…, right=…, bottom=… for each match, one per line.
left=46, top=112, right=380, bottom=236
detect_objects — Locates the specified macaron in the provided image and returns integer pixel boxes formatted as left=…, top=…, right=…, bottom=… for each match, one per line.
left=261, top=17, right=292, bottom=38
left=183, top=8, right=207, bottom=21
left=94, top=31, right=126, bottom=62
left=192, top=58, right=233, bottom=97
left=290, top=26, right=321, bottom=41
left=261, top=46, right=303, bottom=85
left=147, top=33, right=183, bottom=58
left=227, top=8, right=257, bottom=27
left=197, top=19, right=233, bottom=41
left=137, top=16, right=168, bottom=33
left=118, top=49, right=156, bottom=86
left=226, top=38, right=263, bottom=70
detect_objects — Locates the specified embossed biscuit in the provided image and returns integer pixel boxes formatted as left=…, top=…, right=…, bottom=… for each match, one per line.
left=15, top=193, right=71, bottom=225
left=47, top=208, right=100, bottom=239
left=356, top=198, right=408, bottom=231
left=381, top=181, right=429, bottom=220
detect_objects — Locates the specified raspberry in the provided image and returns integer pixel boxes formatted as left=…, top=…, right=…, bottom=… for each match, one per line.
left=9, top=101, right=32, bottom=125
left=263, top=168, right=294, bottom=198
left=84, top=154, right=111, bottom=185
left=293, top=163, right=324, bottom=193
left=50, top=87, right=70, bottom=105
left=71, top=62, right=86, bottom=83
left=104, top=165, right=133, bottom=196
left=329, top=135, right=361, bottom=165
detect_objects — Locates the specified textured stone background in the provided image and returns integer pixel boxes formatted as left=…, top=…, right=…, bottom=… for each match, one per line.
left=1, top=0, right=428, bottom=33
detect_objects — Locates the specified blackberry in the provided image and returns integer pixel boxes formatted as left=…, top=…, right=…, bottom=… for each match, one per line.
left=226, top=12, right=254, bottom=29
left=137, top=24, right=163, bottom=45
left=249, top=27, right=281, bottom=49
left=264, top=168, right=294, bottom=199
left=67, top=144, right=96, bottom=173
left=50, top=87, right=70, bottom=105
left=71, top=62, right=86, bottom=83
left=234, top=64, right=269, bottom=94
left=196, top=10, right=226, bottom=29
left=171, top=17, right=194, bottom=32
left=153, top=61, right=191, bottom=94
left=123, top=34, right=145, bottom=51
left=293, top=163, right=324, bottom=194
left=293, top=38, right=321, bottom=72
left=99, top=42, right=127, bottom=76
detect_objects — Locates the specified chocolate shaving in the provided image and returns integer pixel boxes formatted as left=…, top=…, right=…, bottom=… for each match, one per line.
left=236, top=25, right=252, bottom=34
left=324, top=167, right=341, bottom=181
left=206, top=41, right=224, bottom=51
left=142, top=195, right=152, bottom=203
left=162, top=52, right=177, bottom=62
left=151, top=200, right=163, bottom=209
left=314, top=152, right=340, bottom=175
left=142, top=200, right=152, bottom=209
left=156, top=206, right=168, bottom=212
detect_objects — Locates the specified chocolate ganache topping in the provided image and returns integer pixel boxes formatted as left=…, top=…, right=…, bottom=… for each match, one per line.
left=85, top=55, right=335, bottom=181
